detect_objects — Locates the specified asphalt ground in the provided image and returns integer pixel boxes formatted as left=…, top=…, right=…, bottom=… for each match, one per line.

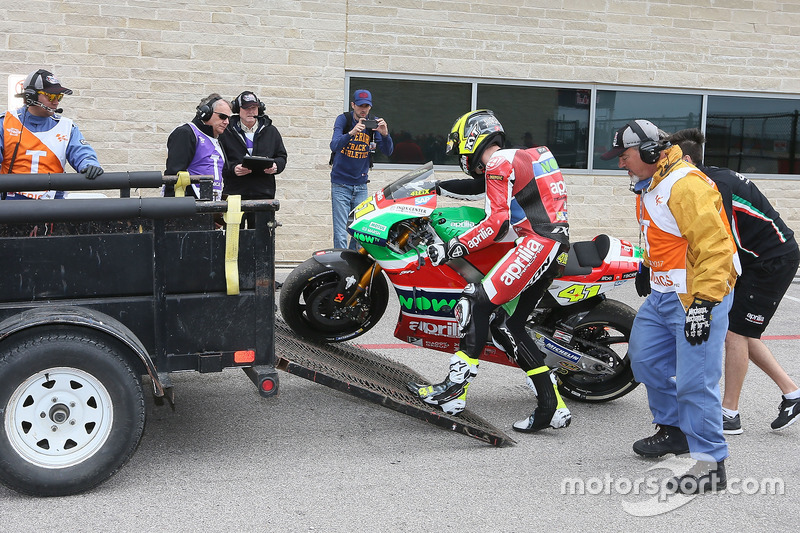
left=1, top=270, right=799, bottom=532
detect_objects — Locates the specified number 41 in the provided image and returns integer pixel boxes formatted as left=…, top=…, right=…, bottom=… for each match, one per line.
left=557, top=283, right=600, bottom=303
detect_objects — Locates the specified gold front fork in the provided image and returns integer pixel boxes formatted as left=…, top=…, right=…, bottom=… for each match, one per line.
left=344, top=225, right=414, bottom=307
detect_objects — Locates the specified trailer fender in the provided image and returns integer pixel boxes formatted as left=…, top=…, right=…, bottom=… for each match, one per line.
left=0, top=306, right=165, bottom=397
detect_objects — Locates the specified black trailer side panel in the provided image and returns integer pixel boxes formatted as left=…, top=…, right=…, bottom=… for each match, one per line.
left=0, top=210, right=276, bottom=373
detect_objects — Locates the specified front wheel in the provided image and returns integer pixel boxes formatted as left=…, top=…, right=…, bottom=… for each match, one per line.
left=550, top=299, right=639, bottom=403
left=0, top=330, right=146, bottom=496
left=279, top=257, right=389, bottom=342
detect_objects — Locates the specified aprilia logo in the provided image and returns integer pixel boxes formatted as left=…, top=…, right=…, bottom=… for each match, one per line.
left=467, top=227, right=494, bottom=249
left=746, top=312, right=765, bottom=325
left=409, top=320, right=460, bottom=338
left=499, top=239, right=544, bottom=285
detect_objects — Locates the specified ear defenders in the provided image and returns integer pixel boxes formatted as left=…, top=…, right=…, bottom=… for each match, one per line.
left=23, top=87, right=38, bottom=106
left=196, top=95, right=222, bottom=122
left=231, top=91, right=265, bottom=115
left=22, top=69, right=51, bottom=105
left=627, top=120, right=670, bottom=164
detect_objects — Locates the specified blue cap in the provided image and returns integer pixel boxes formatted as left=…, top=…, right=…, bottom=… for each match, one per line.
left=352, top=89, right=372, bottom=106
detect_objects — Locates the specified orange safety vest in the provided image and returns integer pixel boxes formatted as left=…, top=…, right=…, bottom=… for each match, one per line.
left=2, top=111, right=72, bottom=198
left=637, top=154, right=738, bottom=305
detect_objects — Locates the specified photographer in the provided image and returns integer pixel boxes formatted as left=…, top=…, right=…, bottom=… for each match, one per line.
left=329, top=89, right=393, bottom=249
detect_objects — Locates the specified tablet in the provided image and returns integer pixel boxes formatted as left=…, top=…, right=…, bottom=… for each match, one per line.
left=242, top=155, right=275, bottom=172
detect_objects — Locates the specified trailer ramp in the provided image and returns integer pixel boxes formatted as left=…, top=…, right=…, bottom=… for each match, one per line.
left=274, top=320, right=514, bottom=446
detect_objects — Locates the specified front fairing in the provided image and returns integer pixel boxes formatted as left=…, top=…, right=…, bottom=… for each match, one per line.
left=347, top=163, right=439, bottom=257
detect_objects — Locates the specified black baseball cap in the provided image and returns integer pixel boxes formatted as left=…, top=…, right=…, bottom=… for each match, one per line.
left=22, top=69, right=73, bottom=95
left=600, top=119, right=660, bottom=160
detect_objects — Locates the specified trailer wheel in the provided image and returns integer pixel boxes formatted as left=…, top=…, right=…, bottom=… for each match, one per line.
left=0, top=331, right=145, bottom=496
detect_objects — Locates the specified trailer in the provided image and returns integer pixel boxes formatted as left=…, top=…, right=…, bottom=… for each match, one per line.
left=0, top=171, right=511, bottom=497
left=0, top=171, right=283, bottom=496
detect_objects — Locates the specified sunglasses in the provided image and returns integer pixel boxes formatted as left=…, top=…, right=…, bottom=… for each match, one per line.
left=37, top=91, right=64, bottom=102
left=214, top=112, right=230, bottom=121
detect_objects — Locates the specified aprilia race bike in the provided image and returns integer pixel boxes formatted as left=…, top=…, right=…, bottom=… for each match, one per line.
left=280, top=163, right=642, bottom=402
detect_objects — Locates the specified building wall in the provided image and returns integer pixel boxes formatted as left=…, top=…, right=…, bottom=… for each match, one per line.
left=2, top=0, right=799, bottom=262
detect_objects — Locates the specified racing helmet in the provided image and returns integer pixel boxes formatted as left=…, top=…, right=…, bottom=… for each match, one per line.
left=446, top=110, right=505, bottom=177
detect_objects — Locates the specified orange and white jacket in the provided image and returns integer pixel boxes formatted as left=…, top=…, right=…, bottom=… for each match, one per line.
left=637, top=145, right=739, bottom=309
left=1, top=108, right=100, bottom=199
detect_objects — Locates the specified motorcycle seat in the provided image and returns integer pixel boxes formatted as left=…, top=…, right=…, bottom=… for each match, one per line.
left=563, top=234, right=610, bottom=276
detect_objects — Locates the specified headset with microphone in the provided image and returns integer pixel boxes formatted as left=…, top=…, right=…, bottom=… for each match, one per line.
left=25, top=98, right=63, bottom=114
left=231, top=91, right=265, bottom=116
left=196, top=95, right=223, bottom=122
left=20, top=69, right=68, bottom=114
left=626, top=120, right=670, bottom=164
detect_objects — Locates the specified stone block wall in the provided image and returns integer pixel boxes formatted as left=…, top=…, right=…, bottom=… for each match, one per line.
left=1, top=0, right=798, bottom=262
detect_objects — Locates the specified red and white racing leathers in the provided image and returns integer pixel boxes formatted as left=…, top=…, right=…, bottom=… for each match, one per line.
left=454, top=146, right=569, bottom=306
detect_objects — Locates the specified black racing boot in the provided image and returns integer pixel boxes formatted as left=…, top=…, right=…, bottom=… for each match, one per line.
left=512, top=405, right=572, bottom=433
left=666, top=459, right=727, bottom=494
left=632, top=424, right=690, bottom=458
left=512, top=366, right=571, bottom=433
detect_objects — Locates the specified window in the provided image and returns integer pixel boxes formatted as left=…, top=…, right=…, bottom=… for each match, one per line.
left=593, top=90, right=702, bottom=170
left=346, top=74, right=800, bottom=176
left=706, top=96, right=800, bottom=174
left=477, top=85, right=590, bottom=169
left=347, top=76, right=470, bottom=165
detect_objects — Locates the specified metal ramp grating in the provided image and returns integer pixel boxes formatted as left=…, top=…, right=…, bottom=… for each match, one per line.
left=274, top=319, right=514, bottom=446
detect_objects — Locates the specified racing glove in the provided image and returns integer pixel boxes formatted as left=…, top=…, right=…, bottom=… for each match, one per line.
left=427, top=237, right=468, bottom=267
left=82, top=164, right=104, bottom=180
left=684, top=298, right=717, bottom=345
left=635, top=264, right=651, bottom=297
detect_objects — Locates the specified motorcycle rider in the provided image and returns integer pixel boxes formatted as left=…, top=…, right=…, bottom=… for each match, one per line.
left=409, top=110, right=572, bottom=433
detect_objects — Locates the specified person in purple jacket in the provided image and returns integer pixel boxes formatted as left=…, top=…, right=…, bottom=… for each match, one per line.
left=329, top=89, right=393, bottom=249
left=164, top=93, right=232, bottom=200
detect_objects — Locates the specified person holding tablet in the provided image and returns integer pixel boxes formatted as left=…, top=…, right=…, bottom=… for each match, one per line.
left=220, top=90, right=287, bottom=226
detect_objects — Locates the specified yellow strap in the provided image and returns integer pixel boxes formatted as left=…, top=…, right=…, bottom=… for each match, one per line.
left=174, top=171, right=191, bottom=197
left=223, top=195, right=243, bottom=295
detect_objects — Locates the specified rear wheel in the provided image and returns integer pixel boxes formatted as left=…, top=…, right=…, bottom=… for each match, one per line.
left=279, top=258, right=389, bottom=342
left=550, top=300, right=639, bottom=402
left=0, top=330, right=145, bottom=496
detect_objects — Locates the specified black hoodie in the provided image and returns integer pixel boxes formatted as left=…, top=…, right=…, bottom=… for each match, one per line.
left=219, top=114, right=287, bottom=199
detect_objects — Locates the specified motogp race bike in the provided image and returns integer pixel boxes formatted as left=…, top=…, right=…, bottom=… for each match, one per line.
left=280, top=163, right=642, bottom=402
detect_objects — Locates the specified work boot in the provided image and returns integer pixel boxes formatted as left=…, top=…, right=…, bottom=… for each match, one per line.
left=512, top=367, right=571, bottom=433
left=407, top=351, right=479, bottom=416
left=632, top=424, right=690, bottom=457
left=666, top=459, right=727, bottom=494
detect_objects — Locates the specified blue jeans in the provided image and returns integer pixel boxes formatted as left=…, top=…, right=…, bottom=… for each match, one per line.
left=629, top=290, right=734, bottom=462
left=331, top=182, right=368, bottom=250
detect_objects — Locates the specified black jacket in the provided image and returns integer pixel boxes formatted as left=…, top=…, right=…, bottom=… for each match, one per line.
left=699, top=164, right=797, bottom=266
left=163, top=117, right=223, bottom=197
left=219, top=115, right=287, bottom=199
left=165, top=117, right=220, bottom=175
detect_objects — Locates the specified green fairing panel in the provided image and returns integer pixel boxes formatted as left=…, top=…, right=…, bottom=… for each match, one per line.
left=431, top=206, right=485, bottom=241
left=349, top=211, right=407, bottom=240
